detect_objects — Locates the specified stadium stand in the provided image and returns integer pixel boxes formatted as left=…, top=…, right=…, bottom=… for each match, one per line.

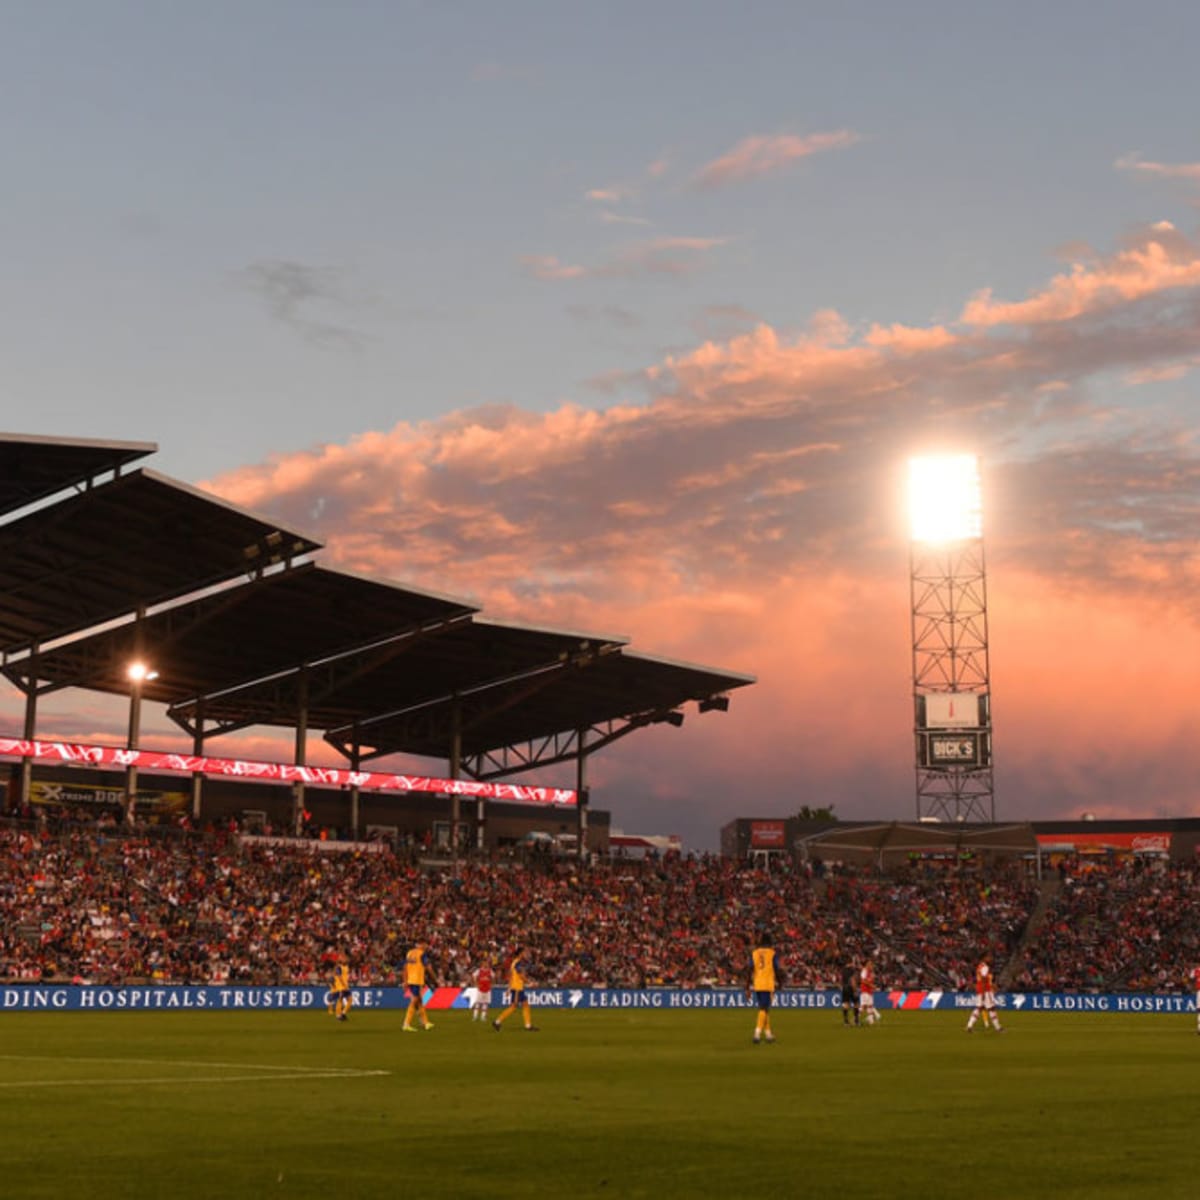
left=1, top=821, right=1043, bottom=990
left=0, top=431, right=752, bottom=849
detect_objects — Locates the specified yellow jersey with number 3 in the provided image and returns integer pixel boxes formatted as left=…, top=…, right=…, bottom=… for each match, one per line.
left=752, top=947, right=776, bottom=992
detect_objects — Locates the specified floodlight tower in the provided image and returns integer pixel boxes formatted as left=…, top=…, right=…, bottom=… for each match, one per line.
left=907, top=455, right=994, bottom=823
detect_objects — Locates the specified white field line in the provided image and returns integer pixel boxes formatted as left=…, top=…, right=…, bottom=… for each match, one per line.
left=0, top=1055, right=389, bottom=1090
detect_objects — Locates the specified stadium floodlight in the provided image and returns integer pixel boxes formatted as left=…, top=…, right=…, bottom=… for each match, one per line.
left=126, top=661, right=159, bottom=683
left=907, top=452, right=994, bottom=823
left=907, top=454, right=982, bottom=543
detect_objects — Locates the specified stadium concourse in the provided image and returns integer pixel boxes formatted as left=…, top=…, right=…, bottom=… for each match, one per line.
left=0, top=432, right=752, bottom=846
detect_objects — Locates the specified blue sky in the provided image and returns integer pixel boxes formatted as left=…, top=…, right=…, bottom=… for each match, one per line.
left=5, top=0, right=1198, bottom=479
left=4, top=2, right=1200, bottom=846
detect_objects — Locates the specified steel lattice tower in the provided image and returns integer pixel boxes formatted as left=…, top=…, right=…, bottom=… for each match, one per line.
left=908, top=457, right=994, bottom=823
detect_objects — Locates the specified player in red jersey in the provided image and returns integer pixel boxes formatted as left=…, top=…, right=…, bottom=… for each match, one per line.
left=858, top=959, right=880, bottom=1025
left=472, top=962, right=494, bottom=1022
left=966, top=958, right=1003, bottom=1032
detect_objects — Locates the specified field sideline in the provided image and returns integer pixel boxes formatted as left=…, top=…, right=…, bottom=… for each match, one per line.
left=0, top=1009, right=1196, bottom=1199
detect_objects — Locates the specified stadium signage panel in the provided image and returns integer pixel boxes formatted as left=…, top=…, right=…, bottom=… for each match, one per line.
left=1, top=987, right=1194, bottom=1014
left=921, top=691, right=982, bottom=729
left=29, top=779, right=189, bottom=813
left=749, top=820, right=786, bottom=848
left=238, top=834, right=389, bottom=855
left=0, top=737, right=576, bottom=806
left=920, top=731, right=983, bottom=767
left=1034, top=832, right=1171, bottom=853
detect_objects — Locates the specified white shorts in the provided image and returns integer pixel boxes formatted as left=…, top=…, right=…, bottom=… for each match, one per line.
left=859, top=991, right=875, bottom=1008
left=976, top=991, right=996, bottom=1009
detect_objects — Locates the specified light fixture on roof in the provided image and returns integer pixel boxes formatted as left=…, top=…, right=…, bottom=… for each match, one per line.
left=698, top=695, right=730, bottom=713
left=126, top=661, right=159, bottom=684
left=657, top=710, right=685, bottom=728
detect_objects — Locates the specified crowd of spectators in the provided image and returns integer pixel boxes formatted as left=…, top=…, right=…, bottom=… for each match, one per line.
left=3, top=820, right=1196, bottom=993
left=0, top=821, right=1050, bottom=990
left=1009, top=856, right=1200, bottom=991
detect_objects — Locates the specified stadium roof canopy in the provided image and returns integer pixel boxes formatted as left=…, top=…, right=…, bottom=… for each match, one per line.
left=794, top=821, right=1037, bottom=863
left=167, top=616, right=643, bottom=762
left=0, top=431, right=754, bottom=783
left=322, top=645, right=755, bottom=773
left=0, top=432, right=156, bottom=517
left=7, top=562, right=478, bottom=710
left=0, top=468, right=321, bottom=656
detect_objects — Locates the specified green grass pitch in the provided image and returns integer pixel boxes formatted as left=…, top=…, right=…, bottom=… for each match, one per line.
left=0, top=1009, right=1196, bottom=1198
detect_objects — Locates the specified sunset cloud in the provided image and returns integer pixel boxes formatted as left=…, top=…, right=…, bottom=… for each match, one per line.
left=960, top=223, right=1200, bottom=326
left=864, top=322, right=958, bottom=352
left=194, top=225, right=1200, bottom=840
left=585, top=187, right=630, bottom=203
left=693, top=130, right=860, bottom=188
left=520, top=254, right=588, bottom=281
left=1115, top=153, right=1200, bottom=182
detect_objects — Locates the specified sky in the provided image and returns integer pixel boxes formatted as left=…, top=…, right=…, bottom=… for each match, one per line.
left=3, top=0, right=1200, bottom=848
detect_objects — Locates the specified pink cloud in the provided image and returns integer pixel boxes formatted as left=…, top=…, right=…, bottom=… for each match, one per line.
left=693, top=130, right=860, bottom=188
left=864, top=322, right=958, bottom=352
left=585, top=187, right=628, bottom=203
left=1123, top=360, right=1197, bottom=385
left=1115, top=153, right=1200, bottom=182
left=520, top=254, right=588, bottom=281
left=961, top=223, right=1200, bottom=326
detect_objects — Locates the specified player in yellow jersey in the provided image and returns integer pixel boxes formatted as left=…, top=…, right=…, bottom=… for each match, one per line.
left=748, top=930, right=778, bottom=1044
left=328, top=957, right=351, bottom=1022
left=401, top=941, right=435, bottom=1032
left=492, top=946, right=539, bottom=1032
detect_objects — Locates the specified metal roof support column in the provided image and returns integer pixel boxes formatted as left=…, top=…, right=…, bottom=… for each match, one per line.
left=18, top=643, right=38, bottom=809
left=190, top=702, right=205, bottom=824
left=124, top=609, right=146, bottom=826
left=448, top=700, right=462, bottom=859
left=474, top=795, right=486, bottom=852
left=292, top=668, right=309, bottom=837
left=349, top=732, right=361, bottom=841
left=575, top=731, right=589, bottom=862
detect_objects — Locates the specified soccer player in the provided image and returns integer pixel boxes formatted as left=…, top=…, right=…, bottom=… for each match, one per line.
left=859, top=958, right=880, bottom=1025
left=840, top=964, right=860, bottom=1026
left=748, top=930, right=778, bottom=1044
left=493, top=946, right=539, bottom=1032
left=329, top=956, right=351, bottom=1022
left=472, top=961, right=493, bottom=1022
left=402, top=940, right=435, bottom=1033
left=966, top=957, right=1003, bottom=1032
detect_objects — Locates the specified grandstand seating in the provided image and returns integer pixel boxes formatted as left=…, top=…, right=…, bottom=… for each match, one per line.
left=20, top=821, right=1182, bottom=990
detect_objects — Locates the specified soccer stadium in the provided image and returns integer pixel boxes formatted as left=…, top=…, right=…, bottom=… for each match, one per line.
left=2, top=433, right=1197, bottom=1199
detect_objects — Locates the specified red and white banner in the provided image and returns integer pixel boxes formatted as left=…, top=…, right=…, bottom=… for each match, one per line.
left=0, top=738, right=577, bottom=806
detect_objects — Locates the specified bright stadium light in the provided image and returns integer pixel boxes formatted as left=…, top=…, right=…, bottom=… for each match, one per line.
left=126, top=661, right=159, bottom=683
left=908, top=454, right=982, bottom=543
